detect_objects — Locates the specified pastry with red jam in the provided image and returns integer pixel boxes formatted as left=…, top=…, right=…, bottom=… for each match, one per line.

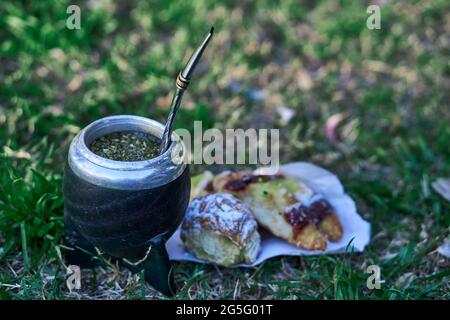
left=210, top=171, right=344, bottom=251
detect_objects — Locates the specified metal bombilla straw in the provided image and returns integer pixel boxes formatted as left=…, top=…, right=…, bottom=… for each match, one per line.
left=159, top=27, right=214, bottom=154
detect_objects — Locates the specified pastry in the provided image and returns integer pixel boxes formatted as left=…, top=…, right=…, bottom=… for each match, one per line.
left=211, top=171, right=343, bottom=250
left=181, top=193, right=261, bottom=266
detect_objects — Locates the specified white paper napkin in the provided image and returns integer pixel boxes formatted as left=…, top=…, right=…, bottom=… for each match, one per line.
left=167, top=162, right=371, bottom=267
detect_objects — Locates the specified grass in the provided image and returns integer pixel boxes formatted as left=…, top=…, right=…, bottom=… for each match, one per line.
left=0, top=0, right=449, bottom=299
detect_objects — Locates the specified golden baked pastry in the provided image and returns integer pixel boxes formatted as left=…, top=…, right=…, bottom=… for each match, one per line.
left=210, top=171, right=343, bottom=251
left=181, top=193, right=261, bottom=266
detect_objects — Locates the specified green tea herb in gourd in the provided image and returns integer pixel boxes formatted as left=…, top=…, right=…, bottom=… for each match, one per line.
left=89, top=131, right=160, bottom=161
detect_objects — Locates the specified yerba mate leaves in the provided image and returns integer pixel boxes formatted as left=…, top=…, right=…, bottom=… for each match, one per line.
left=89, top=131, right=160, bottom=161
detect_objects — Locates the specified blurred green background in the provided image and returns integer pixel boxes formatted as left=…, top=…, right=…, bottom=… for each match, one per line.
left=0, top=0, right=449, bottom=299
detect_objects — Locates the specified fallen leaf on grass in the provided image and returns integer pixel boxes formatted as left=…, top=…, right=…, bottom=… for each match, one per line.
left=325, top=113, right=345, bottom=144
left=3, top=146, right=31, bottom=159
left=432, top=178, right=450, bottom=202
left=437, top=238, right=450, bottom=258
left=276, top=106, right=295, bottom=125
left=395, top=272, right=416, bottom=289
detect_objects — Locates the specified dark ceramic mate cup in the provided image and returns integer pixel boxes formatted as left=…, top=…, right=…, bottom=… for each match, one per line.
left=63, top=115, right=190, bottom=296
